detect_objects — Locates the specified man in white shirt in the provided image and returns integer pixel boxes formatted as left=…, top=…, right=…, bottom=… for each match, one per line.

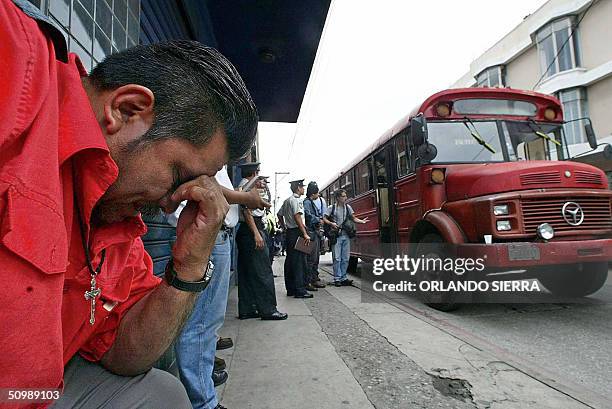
left=278, top=179, right=313, bottom=298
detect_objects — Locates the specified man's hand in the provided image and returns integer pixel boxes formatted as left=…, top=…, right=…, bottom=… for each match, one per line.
left=254, top=231, right=265, bottom=249
left=170, top=176, right=229, bottom=281
left=244, top=187, right=271, bottom=210
left=302, top=234, right=311, bottom=245
left=331, top=222, right=340, bottom=230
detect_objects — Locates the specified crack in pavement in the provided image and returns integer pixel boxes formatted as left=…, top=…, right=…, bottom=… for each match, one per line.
left=304, top=289, right=476, bottom=409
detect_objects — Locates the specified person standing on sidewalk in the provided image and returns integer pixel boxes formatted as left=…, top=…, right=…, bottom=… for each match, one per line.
left=323, top=189, right=369, bottom=286
left=236, top=163, right=288, bottom=320
left=173, top=166, right=270, bottom=409
left=278, top=180, right=314, bottom=299
left=303, top=182, right=326, bottom=290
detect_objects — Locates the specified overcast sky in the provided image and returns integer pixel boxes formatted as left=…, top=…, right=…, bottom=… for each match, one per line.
left=259, top=0, right=548, bottom=209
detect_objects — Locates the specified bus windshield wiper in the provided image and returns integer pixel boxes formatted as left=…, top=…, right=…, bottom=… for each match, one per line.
left=462, top=117, right=496, bottom=154
left=527, top=119, right=561, bottom=146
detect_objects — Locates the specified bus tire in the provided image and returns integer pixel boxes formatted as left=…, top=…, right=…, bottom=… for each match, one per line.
left=539, top=262, right=608, bottom=297
left=415, top=233, right=461, bottom=312
left=347, top=256, right=359, bottom=275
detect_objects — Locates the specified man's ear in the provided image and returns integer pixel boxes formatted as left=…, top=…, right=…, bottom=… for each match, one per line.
left=103, top=84, right=155, bottom=135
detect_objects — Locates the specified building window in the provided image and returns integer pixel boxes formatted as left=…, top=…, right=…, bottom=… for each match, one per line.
left=30, top=0, right=140, bottom=72
left=536, top=17, right=580, bottom=79
left=475, top=66, right=504, bottom=87
left=558, top=88, right=588, bottom=145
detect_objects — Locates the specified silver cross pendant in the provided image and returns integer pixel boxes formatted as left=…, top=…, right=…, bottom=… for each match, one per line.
left=84, top=275, right=101, bottom=325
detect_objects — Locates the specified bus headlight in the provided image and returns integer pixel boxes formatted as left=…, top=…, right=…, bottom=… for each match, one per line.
left=536, top=223, right=554, bottom=240
left=493, top=204, right=509, bottom=216
left=496, top=220, right=512, bottom=231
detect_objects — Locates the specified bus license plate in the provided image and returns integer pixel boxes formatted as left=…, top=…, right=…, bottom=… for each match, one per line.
left=508, top=244, right=540, bottom=261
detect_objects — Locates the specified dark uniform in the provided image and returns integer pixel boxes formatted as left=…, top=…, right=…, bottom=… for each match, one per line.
left=236, top=163, right=286, bottom=320
left=278, top=180, right=311, bottom=298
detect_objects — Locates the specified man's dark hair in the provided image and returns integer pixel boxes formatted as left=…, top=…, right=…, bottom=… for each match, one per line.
left=89, top=41, right=258, bottom=162
left=290, top=183, right=302, bottom=194
left=335, top=188, right=347, bottom=199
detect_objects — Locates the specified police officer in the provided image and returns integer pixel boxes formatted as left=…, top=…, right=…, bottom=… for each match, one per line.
left=236, top=162, right=288, bottom=320
left=278, top=179, right=313, bottom=298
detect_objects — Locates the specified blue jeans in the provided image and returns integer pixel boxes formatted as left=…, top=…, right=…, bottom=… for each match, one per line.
left=332, top=234, right=350, bottom=282
left=175, top=230, right=232, bottom=409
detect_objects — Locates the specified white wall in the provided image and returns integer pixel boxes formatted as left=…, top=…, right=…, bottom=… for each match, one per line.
left=586, top=75, right=612, bottom=139
left=505, top=45, right=540, bottom=90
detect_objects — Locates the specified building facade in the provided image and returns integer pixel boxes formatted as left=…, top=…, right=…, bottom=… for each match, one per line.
left=452, top=0, right=612, bottom=174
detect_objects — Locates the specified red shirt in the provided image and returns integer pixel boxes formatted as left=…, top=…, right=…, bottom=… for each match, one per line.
left=0, top=0, right=161, bottom=397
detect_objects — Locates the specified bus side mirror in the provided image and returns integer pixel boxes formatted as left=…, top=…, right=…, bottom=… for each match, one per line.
left=604, top=144, right=612, bottom=160
left=417, top=143, right=437, bottom=164
left=410, top=115, right=428, bottom=146
left=585, top=123, right=597, bottom=150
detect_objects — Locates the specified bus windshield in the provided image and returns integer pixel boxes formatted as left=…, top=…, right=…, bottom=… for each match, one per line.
left=426, top=120, right=566, bottom=163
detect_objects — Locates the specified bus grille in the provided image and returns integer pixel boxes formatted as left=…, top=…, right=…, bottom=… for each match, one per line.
left=519, top=171, right=561, bottom=186
left=521, top=196, right=612, bottom=234
left=574, top=170, right=602, bottom=185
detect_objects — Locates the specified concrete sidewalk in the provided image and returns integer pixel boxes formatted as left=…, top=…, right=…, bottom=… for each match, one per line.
left=216, top=256, right=589, bottom=409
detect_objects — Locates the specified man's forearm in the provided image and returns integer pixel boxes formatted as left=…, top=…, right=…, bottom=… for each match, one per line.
left=222, top=186, right=245, bottom=204
left=294, top=214, right=308, bottom=237
left=243, top=208, right=259, bottom=236
left=100, top=281, right=198, bottom=376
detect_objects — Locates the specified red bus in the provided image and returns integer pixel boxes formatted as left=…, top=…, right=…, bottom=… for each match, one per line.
left=321, top=88, right=612, bottom=309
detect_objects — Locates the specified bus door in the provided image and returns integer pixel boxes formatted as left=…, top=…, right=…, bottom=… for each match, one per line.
left=373, top=146, right=396, bottom=249
left=393, top=129, right=421, bottom=245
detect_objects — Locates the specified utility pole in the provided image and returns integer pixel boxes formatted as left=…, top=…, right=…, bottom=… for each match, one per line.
left=274, top=171, right=290, bottom=215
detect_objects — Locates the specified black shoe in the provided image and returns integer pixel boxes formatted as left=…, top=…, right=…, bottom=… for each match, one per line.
left=214, top=356, right=226, bottom=372
left=238, top=312, right=260, bottom=320
left=260, top=311, right=288, bottom=320
left=305, top=284, right=318, bottom=291
left=214, top=404, right=227, bottom=409
left=334, top=281, right=342, bottom=287
left=340, top=279, right=353, bottom=286
left=216, top=337, right=233, bottom=350
left=294, top=293, right=314, bottom=299
left=286, top=292, right=295, bottom=297
left=212, top=370, right=228, bottom=387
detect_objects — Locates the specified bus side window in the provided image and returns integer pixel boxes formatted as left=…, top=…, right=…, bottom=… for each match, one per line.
left=354, top=160, right=371, bottom=195
left=395, top=130, right=409, bottom=178
left=341, top=170, right=354, bottom=198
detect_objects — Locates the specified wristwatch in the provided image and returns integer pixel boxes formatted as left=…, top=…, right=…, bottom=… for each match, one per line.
left=164, top=258, right=214, bottom=292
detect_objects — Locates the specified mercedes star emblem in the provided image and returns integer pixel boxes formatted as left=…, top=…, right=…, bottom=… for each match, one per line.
left=561, top=201, right=584, bottom=226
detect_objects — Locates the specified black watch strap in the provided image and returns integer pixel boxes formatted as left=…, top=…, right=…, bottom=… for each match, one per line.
left=164, top=258, right=214, bottom=292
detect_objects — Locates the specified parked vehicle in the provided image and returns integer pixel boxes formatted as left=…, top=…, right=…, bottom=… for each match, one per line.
left=321, top=88, right=612, bottom=310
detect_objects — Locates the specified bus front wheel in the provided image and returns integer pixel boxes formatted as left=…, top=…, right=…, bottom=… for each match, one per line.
left=414, top=233, right=461, bottom=312
left=538, top=262, right=608, bottom=297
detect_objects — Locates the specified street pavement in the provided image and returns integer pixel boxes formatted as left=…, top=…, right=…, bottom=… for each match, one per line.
left=217, top=255, right=610, bottom=408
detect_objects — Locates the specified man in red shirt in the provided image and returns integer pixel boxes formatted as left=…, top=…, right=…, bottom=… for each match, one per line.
left=0, top=1, right=258, bottom=407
